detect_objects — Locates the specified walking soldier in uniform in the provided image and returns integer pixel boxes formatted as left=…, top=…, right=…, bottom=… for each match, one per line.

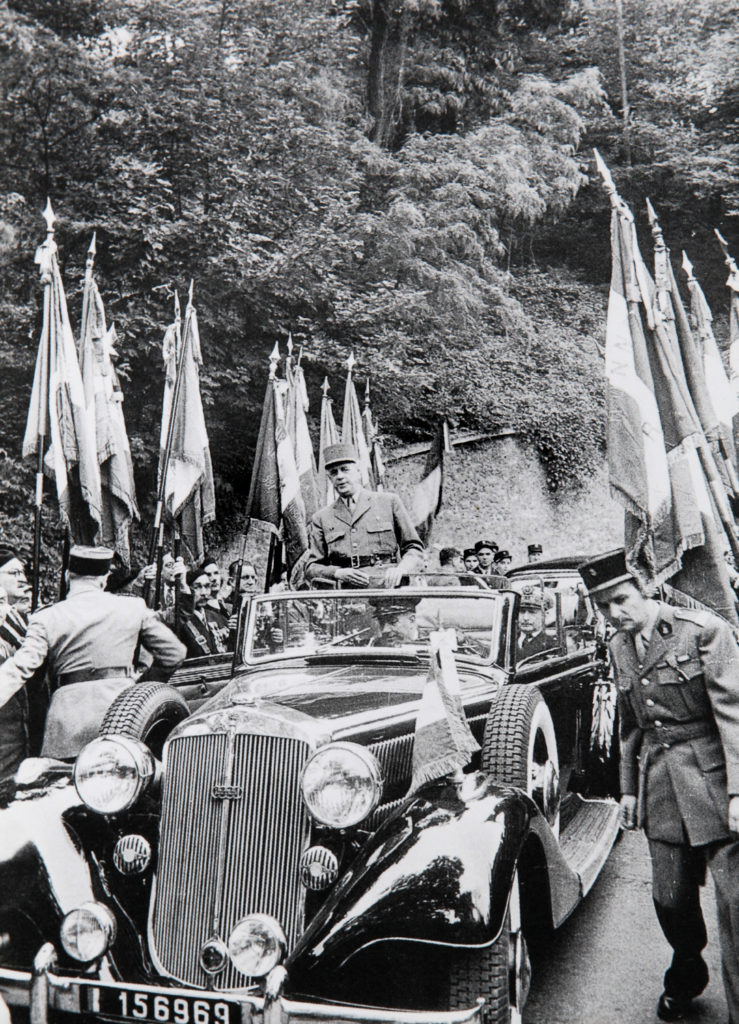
left=579, top=549, right=739, bottom=1024
left=0, top=545, right=186, bottom=761
left=305, top=443, right=424, bottom=588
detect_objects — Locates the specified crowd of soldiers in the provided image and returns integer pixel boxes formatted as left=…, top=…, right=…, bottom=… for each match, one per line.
left=2, top=441, right=739, bottom=1023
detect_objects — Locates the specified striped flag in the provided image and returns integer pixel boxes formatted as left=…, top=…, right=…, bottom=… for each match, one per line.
left=318, top=377, right=339, bottom=506
left=411, top=420, right=444, bottom=544
left=682, top=251, right=739, bottom=474
left=409, top=629, right=479, bottom=793
left=285, top=360, right=319, bottom=522
left=363, top=379, right=386, bottom=491
left=341, top=353, right=373, bottom=488
left=78, top=236, right=139, bottom=564
left=23, top=229, right=102, bottom=542
left=158, top=291, right=215, bottom=563
left=246, top=368, right=308, bottom=576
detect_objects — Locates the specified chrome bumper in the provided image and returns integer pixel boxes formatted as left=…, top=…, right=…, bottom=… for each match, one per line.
left=0, top=945, right=483, bottom=1024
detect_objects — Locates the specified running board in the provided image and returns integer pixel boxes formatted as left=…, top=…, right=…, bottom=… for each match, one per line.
left=558, top=794, right=620, bottom=897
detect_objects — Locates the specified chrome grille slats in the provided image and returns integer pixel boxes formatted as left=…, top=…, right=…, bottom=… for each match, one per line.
left=368, top=734, right=414, bottom=788
left=151, top=732, right=310, bottom=990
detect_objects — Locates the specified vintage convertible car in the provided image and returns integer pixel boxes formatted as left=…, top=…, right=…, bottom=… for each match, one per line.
left=0, top=584, right=620, bottom=1024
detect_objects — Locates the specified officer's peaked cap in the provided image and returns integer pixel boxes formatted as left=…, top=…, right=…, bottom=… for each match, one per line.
left=578, top=549, right=634, bottom=595
left=462, top=548, right=477, bottom=559
left=527, top=543, right=543, bottom=555
left=369, top=594, right=420, bottom=620
left=474, top=539, right=498, bottom=554
left=323, top=443, right=359, bottom=468
left=69, top=545, right=114, bottom=576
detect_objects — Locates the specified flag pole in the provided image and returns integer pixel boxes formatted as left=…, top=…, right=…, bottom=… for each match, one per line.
left=31, top=200, right=55, bottom=611
left=646, top=203, right=739, bottom=563
left=145, top=287, right=190, bottom=607
left=263, top=343, right=282, bottom=592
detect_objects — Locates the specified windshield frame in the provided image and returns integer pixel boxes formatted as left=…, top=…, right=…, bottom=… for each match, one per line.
left=238, top=587, right=514, bottom=669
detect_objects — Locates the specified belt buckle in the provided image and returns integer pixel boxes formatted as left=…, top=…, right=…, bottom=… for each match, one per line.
left=350, top=553, right=361, bottom=568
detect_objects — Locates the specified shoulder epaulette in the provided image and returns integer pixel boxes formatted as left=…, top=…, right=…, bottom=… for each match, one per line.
left=673, top=607, right=711, bottom=627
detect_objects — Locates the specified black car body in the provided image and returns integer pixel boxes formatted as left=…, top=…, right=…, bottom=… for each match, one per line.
left=0, top=583, right=619, bottom=1024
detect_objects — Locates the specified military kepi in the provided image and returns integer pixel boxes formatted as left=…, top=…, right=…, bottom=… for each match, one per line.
left=323, top=443, right=359, bottom=468
left=68, top=545, right=114, bottom=576
left=578, top=548, right=633, bottom=595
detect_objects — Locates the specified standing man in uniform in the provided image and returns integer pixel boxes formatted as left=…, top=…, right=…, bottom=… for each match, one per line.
left=305, top=443, right=424, bottom=588
left=474, top=540, right=498, bottom=575
left=0, top=546, right=32, bottom=779
left=0, top=546, right=186, bottom=760
left=579, top=549, right=739, bottom=1024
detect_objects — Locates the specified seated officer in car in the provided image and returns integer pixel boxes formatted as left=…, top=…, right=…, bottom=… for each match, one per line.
left=304, top=443, right=424, bottom=588
left=369, top=595, right=420, bottom=646
left=517, top=585, right=556, bottom=660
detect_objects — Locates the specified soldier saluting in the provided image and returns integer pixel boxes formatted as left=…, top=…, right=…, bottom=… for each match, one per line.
left=305, top=443, right=424, bottom=588
left=579, top=549, right=739, bottom=1024
left=0, top=545, right=186, bottom=761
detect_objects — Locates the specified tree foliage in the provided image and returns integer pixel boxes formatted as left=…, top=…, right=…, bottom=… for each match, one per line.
left=0, top=0, right=734, bottom=549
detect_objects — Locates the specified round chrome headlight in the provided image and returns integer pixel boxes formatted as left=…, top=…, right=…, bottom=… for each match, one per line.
left=227, top=914, right=286, bottom=978
left=60, top=902, right=116, bottom=962
left=301, top=742, right=382, bottom=828
left=74, top=736, right=155, bottom=814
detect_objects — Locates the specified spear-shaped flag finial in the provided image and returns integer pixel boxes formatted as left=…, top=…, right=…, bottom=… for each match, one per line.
left=88, top=231, right=97, bottom=257
left=346, top=350, right=356, bottom=374
left=321, top=376, right=330, bottom=398
left=187, top=279, right=194, bottom=307
left=645, top=197, right=665, bottom=250
left=364, top=377, right=371, bottom=409
left=174, top=290, right=181, bottom=322
left=593, top=149, right=620, bottom=208
left=682, top=251, right=695, bottom=281
left=42, top=198, right=56, bottom=238
left=269, top=341, right=280, bottom=380
left=287, top=332, right=294, bottom=359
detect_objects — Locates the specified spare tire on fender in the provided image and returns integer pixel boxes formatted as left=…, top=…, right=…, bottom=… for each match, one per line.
left=100, top=682, right=190, bottom=759
left=482, top=684, right=560, bottom=836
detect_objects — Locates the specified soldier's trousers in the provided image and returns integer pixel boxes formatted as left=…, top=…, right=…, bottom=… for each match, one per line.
left=649, top=838, right=739, bottom=1023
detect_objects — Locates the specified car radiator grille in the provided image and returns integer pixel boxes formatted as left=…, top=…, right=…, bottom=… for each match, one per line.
left=150, top=732, right=310, bottom=990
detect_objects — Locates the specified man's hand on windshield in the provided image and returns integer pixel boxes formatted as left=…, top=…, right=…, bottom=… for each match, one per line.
left=383, top=565, right=404, bottom=588
left=336, top=567, right=370, bottom=587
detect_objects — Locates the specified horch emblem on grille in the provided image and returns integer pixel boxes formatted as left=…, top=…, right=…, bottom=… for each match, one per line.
left=212, top=783, right=243, bottom=800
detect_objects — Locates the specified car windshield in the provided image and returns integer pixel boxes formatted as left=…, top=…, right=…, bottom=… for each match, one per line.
left=242, top=588, right=511, bottom=666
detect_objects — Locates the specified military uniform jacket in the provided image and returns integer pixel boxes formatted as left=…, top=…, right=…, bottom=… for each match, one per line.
left=0, top=582, right=186, bottom=711
left=611, top=602, right=739, bottom=844
left=304, top=489, right=424, bottom=582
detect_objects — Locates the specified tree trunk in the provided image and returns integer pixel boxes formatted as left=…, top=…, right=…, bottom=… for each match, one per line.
left=367, top=0, right=408, bottom=150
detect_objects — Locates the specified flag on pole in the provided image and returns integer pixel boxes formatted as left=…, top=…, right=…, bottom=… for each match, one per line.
left=594, top=152, right=737, bottom=622
left=158, top=287, right=215, bottom=563
left=318, top=377, right=339, bottom=506
left=363, top=379, right=386, bottom=491
left=682, top=251, right=739, bottom=473
left=411, top=420, right=445, bottom=544
left=715, top=231, right=739, bottom=432
left=341, top=352, right=373, bottom=488
left=246, top=346, right=309, bottom=576
left=284, top=342, right=319, bottom=522
left=78, top=234, right=139, bottom=563
left=644, top=203, right=738, bottom=621
left=23, top=216, right=102, bottom=543
left=409, top=629, right=479, bottom=793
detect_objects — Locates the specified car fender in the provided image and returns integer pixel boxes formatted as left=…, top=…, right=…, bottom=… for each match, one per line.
left=0, top=763, right=97, bottom=961
left=290, top=771, right=532, bottom=980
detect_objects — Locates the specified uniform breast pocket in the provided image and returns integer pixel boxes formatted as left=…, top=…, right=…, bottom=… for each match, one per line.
left=366, top=518, right=396, bottom=551
left=325, top=526, right=348, bottom=550
left=654, top=655, right=707, bottom=717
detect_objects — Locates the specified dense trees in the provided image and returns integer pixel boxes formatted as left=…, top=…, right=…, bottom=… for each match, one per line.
left=0, top=0, right=736, bottom=556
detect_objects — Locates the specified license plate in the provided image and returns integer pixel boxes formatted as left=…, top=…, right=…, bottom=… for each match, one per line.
left=87, top=987, right=241, bottom=1024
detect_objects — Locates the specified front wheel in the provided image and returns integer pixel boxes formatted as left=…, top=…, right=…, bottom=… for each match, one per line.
left=446, top=874, right=529, bottom=1024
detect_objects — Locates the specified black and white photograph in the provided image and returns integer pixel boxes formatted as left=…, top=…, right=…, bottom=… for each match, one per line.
left=0, top=2, right=738, bottom=1023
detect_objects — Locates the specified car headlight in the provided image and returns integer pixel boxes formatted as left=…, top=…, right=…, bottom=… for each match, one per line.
left=60, top=902, right=116, bottom=961
left=74, top=736, right=155, bottom=814
left=301, top=742, right=382, bottom=828
left=228, top=914, right=286, bottom=977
